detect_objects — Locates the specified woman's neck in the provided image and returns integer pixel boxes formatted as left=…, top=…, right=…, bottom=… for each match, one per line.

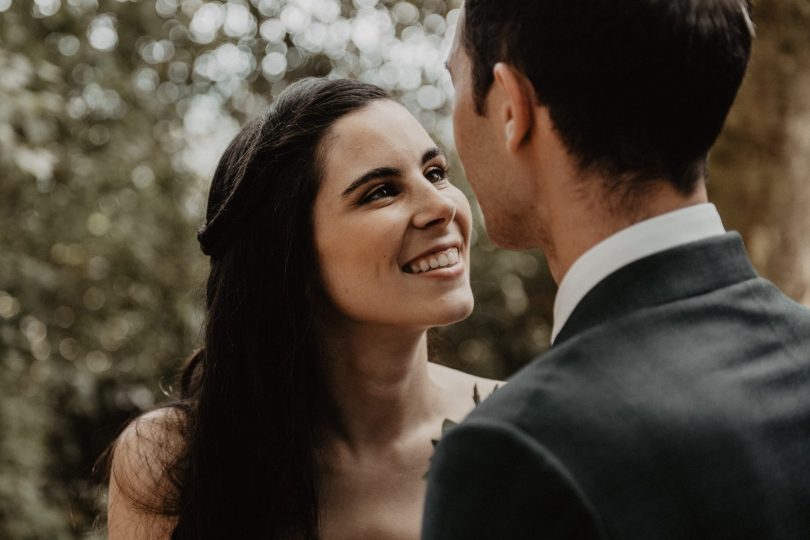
left=319, top=324, right=437, bottom=454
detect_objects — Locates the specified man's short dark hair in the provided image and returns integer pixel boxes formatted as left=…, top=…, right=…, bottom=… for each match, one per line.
left=462, top=0, right=754, bottom=196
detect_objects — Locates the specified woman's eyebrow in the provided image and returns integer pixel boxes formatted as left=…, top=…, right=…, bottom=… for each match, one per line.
left=341, top=166, right=400, bottom=199
left=340, top=147, right=445, bottom=199
left=422, top=147, right=443, bottom=165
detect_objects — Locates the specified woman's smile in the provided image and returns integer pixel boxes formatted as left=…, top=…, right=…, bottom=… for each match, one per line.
left=402, top=246, right=462, bottom=275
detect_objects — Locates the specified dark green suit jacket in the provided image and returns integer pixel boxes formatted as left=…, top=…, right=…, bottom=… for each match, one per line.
left=422, top=233, right=810, bottom=539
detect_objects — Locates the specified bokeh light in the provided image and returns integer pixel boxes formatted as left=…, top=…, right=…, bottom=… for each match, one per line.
left=87, top=14, right=118, bottom=51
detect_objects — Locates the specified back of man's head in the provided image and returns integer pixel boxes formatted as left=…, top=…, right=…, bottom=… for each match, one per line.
left=461, top=0, right=754, bottom=196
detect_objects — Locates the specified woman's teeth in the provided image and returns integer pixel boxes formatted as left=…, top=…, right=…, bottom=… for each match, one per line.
left=406, top=248, right=460, bottom=274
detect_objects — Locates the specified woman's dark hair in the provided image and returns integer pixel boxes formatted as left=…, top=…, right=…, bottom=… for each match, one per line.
left=461, top=0, right=754, bottom=196
left=108, top=78, right=390, bottom=539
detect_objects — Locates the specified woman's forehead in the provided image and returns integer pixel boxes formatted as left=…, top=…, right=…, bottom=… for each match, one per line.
left=325, top=100, right=434, bottom=167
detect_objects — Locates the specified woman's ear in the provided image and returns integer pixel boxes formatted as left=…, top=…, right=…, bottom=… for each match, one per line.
left=492, top=62, right=535, bottom=153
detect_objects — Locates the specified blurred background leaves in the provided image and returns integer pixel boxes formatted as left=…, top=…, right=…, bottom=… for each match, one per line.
left=0, top=0, right=808, bottom=537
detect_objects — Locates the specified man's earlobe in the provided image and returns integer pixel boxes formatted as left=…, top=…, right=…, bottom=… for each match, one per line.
left=493, top=62, right=533, bottom=153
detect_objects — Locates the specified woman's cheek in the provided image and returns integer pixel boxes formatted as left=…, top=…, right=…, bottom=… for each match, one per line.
left=451, top=189, right=474, bottom=240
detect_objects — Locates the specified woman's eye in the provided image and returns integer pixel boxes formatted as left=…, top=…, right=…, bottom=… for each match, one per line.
left=360, top=183, right=399, bottom=204
left=425, top=166, right=449, bottom=183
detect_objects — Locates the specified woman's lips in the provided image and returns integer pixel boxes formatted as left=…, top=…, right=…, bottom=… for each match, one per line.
left=402, top=247, right=461, bottom=274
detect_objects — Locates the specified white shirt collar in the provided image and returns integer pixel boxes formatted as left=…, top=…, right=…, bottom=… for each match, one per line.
left=550, top=203, right=726, bottom=344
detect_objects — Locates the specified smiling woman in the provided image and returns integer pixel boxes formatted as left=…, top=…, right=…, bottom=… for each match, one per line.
left=103, top=77, right=499, bottom=540
left=314, top=99, right=474, bottom=329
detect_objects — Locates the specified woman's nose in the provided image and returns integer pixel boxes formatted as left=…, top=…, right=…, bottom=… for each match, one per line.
left=411, top=183, right=457, bottom=230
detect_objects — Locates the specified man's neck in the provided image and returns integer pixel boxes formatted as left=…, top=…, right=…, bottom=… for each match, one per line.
left=544, top=180, right=710, bottom=285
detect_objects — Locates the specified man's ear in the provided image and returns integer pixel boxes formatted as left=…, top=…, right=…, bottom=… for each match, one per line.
left=492, top=62, right=534, bottom=153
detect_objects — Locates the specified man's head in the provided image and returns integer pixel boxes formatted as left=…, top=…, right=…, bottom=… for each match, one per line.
left=447, top=0, right=754, bottom=248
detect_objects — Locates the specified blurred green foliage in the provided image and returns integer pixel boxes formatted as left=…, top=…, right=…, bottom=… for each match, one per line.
left=0, top=0, right=555, bottom=537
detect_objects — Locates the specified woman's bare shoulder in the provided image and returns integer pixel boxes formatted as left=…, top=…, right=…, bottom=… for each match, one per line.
left=111, top=407, right=185, bottom=480
left=108, top=407, right=185, bottom=539
left=428, top=362, right=504, bottom=421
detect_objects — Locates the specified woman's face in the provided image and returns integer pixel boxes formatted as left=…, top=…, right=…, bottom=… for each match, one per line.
left=313, top=99, right=474, bottom=330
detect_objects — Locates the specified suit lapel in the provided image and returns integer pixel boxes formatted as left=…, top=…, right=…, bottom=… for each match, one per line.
left=553, top=232, right=758, bottom=346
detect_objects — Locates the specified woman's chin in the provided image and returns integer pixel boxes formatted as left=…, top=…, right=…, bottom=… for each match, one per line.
left=333, top=289, right=475, bottom=329
left=426, top=297, right=475, bottom=327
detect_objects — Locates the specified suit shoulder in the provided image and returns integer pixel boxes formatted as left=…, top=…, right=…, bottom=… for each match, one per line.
left=461, top=345, right=586, bottom=427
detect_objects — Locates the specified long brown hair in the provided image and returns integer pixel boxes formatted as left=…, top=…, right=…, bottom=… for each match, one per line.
left=106, top=78, right=390, bottom=539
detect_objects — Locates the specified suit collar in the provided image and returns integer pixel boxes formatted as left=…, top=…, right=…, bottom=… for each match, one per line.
left=552, top=204, right=726, bottom=343
left=553, top=232, right=758, bottom=346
